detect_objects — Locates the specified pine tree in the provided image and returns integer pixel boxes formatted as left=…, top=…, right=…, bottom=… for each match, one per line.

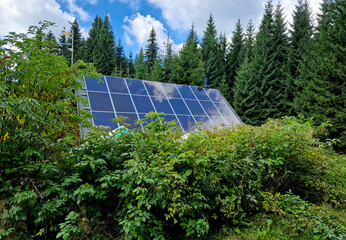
left=201, top=14, right=223, bottom=86
left=233, top=57, right=258, bottom=124
left=287, top=0, right=314, bottom=108
left=135, top=48, right=148, bottom=79
left=126, top=51, right=135, bottom=78
left=85, top=16, right=103, bottom=66
left=162, top=33, right=177, bottom=83
left=68, top=19, right=83, bottom=63
left=85, top=14, right=116, bottom=75
left=226, top=19, right=244, bottom=101
left=145, top=27, right=159, bottom=75
left=100, top=14, right=116, bottom=75
left=294, top=0, right=346, bottom=150
left=113, top=38, right=127, bottom=77
left=176, top=24, right=204, bottom=85
left=150, top=58, right=163, bottom=82
left=233, top=0, right=290, bottom=125
left=241, top=19, right=256, bottom=59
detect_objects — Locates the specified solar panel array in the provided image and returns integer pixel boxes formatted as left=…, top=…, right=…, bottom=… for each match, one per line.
left=84, top=76, right=242, bottom=132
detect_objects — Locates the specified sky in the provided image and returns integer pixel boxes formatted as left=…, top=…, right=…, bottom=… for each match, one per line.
left=0, top=0, right=322, bottom=55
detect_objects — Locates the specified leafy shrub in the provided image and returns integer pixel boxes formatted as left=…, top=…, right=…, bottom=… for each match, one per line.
left=0, top=25, right=344, bottom=238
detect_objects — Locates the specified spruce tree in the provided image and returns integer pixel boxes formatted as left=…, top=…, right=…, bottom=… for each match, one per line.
left=85, top=16, right=103, bottom=66
left=226, top=19, right=244, bottom=101
left=100, top=14, right=116, bottom=75
left=233, top=0, right=290, bottom=125
left=176, top=24, right=204, bottom=86
left=150, top=58, right=163, bottom=82
left=294, top=0, right=346, bottom=150
left=68, top=19, right=83, bottom=63
left=126, top=51, right=135, bottom=78
left=113, top=38, right=126, bottom=77
left=135, top=48, right=148, bottom=79
left=84, top=14, right=116, bottom=75
left=241, top=19, right=255, bottom=61
left=162, top=33, right=177, bottom=83
left=287, top=0, right=314, bottom=109
left=201, top=14, right=223, bottom=86
left=145, top=27, right=159, bottom=75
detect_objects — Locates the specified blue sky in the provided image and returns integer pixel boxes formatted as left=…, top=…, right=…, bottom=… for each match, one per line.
left=0, top=0, right=322, bottom=56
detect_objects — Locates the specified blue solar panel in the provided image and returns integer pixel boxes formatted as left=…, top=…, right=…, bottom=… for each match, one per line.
left=84, top=76, right=241, bottom=131
left=126, top=78, right=147, bottom=95
left=111, top=93, right=135, bottom=113
left=150, top=96, right=174, bottom=114
left=169, top=99, right=190, bottom=115
left=85, top=77, right=108, bottom=92
left=92, top=111, right=117, bottom=129
left=190, top=86, right=210, bottom=100
left=199, top=101, right=221, bottom=116
left=161, top=82, right=181, bottom=99
left=184, top=100, right=206, bottom=116
left=144, top=81, right=165, bottom=97
left=176, top=85, right=196, bottom=99
left=106, top=76, right=128, bottom=94
left=132, top=95, right=155, bottom=113
left=88, top=92, right=113, bottom=111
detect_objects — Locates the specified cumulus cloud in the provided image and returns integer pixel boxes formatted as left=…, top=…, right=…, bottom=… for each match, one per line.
left=146, top=0, right=322, bottom=39
left=147, top=0, right=263, bottom=39
left=123, top=13, right=170, bottom=52
left=0, top=0, right=90, bottom=40
left=117, top=0, right=141, bottom=11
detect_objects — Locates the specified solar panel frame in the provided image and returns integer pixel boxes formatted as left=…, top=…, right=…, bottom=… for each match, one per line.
left=82, top=76, right=242, bottom=132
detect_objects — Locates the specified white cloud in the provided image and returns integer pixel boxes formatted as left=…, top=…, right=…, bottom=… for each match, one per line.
left=123, top=13, right=170, bottom=52
left=146, top=0, right=322, bottom=40
left=147, top=0, right=263, bottom=39
left=63, top=0, right=91, bottom=21
left=0, top=0, right=90, bottom=40
left=116, top=0, right=141, bottom=11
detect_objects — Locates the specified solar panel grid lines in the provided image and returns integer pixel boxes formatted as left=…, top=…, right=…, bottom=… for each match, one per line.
left=83, top=76, right=241, bottom=132
left=104, top=75, right=120, bottom=129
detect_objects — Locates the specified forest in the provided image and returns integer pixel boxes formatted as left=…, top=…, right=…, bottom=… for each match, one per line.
left=52, top=0, right=345, bottom=151
left=0, top=0, right=345, bottom=239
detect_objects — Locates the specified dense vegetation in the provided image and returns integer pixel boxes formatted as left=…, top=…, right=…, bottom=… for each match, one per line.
left=0, top=1, right=345, bottom=239
left=52, top=0, right=346, bottom=151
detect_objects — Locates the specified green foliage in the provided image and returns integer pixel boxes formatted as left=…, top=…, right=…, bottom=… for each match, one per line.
left=228, top=191, right=346, bottom=240
left=176, top=24, right=204, bottom=86
left=145, top=27, right=159, bottom=75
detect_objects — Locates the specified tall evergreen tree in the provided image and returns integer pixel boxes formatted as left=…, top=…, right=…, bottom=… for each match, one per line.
left=241, top=19, right=256, bottom=61
left=287, top=0, right=314, bottom=108
left=113, top=38, right=127, bottom=77
left=85, top=16, right=103, bottom=66
left=126, top=51, right=135, bottom=78
left=135, top=48, right=148, bottom=79
left=150, top=58, right=164, bottom=82
left=99, top=14, right=116, bottom=75
left=233, top=0, right=289, bottom=125
left=162, top=33, right=177, bottom=83
left=84, top=14, right=116, bottom=75
left=176, top=24, right=204, bottom=86
left=226, top=19, right=244, bottom=101
left=68, top=19, right=84, bottom=63
left=145, top=27, right=159, bottom=75
left=201, top=14, right=223, bottom=86
left=294, top=0, right=346, bottom=150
